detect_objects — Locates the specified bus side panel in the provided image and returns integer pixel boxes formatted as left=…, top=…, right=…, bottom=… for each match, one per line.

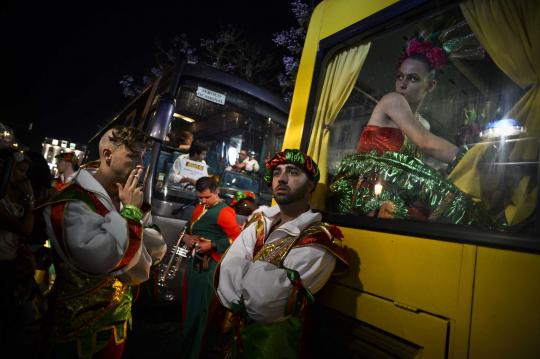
left=469, top=247, right=540, bottom=358
left=319, top=0, right=398, bottom=40
left=318, top=282, right=449, bottom=358
left=336, top=227, right=474, bottom=319
left=327, top=227, right=476, bottom=358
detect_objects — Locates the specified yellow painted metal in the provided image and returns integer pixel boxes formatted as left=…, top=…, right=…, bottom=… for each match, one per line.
left=318, top=282, right=449, bottom=358
left=318, top=0, right=398, bottom=40
left=281, top=2, right=324, bottom=150
left=330, top=227, right=476, bottom=358
left=287, top=1, right=540, bottom=358
left=448, top=244, right=476, bottom=359
left=282, top=0, right=398, bottom=150
left=469, top=247, right=540, bottom=358
left=336, top=227, right=474, bottom=319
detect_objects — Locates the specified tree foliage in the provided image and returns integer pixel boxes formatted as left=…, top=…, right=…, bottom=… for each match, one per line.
left=272, top=1, right=314, bottom=103
left=120, top=27, right=280, bottom=98
left=119, top=1, right=315, bottom=103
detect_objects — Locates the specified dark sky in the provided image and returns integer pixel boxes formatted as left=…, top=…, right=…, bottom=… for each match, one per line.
left=3, top=1, right=298, bottom=150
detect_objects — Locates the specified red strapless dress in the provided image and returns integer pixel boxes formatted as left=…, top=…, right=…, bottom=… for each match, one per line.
left=356, top=125, right=404, bottom=154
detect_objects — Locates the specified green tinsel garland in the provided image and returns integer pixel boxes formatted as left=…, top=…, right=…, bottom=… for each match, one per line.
left=329, top=151, right=500, bottom=229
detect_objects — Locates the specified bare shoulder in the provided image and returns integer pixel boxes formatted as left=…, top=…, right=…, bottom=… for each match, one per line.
left=380, top=92, right=408, bottom=107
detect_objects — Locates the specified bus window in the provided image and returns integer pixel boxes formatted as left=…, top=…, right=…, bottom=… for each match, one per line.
left=314, top=5, right=537, bottom=235
left=151, top=76, right=286, bottom=211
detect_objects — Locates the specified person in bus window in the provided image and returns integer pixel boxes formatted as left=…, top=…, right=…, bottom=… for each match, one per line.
left=177, top=130, right=194, bottom=154
left=231, top=149, right=260, bottom=174
left=331, top=35, right=495, bottom=225
left=356, top=37, right=458, bottom=164
left=168, top=141, right=209, bottom=191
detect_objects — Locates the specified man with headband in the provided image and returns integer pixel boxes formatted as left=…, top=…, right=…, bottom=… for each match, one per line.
left=42, top=126, right=166, bottom=358
left=217, top=149, right=348, bottom=358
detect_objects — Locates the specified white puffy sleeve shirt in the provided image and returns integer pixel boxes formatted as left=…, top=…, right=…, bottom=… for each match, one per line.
left=42, top=169, right=161, bottom=286
left=217, top=208, right=336, bottom=323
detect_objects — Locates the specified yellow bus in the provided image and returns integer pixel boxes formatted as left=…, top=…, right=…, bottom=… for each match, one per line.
left=286, top=1, right=539, bottom=358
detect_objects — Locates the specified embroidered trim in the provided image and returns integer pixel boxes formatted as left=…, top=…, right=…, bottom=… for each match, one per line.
left=284, top=267, right=314, bottom=316
left=189, top=204, right=209, bottom=232
left=253, top=223, right=325, bottom=267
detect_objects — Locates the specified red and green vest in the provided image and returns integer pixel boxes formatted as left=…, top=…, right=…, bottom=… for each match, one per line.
left=46, top=184, right=142, bottom=358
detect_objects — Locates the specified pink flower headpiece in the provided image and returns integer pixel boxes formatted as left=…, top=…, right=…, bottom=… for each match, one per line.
left=399, top=38, right=447, bottom=70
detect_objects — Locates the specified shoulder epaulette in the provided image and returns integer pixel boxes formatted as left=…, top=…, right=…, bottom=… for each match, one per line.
left=294, top=222, right=349, bottom=275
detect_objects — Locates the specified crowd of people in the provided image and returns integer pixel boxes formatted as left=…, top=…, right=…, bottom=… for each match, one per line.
left=1, top=124, right=349, bottom=359
left=0, top=147, right=46, bottom=358
left=1, top=127, right=169, bottom=358
left=1, top=31, right=491, bottom=358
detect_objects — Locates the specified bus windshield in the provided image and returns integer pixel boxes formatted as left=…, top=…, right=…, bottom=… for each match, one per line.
left=149, top=73, right=285, bottom=210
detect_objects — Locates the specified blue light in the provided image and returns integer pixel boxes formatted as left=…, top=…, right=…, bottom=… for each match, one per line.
left=480, top=118, right=524, bottom=138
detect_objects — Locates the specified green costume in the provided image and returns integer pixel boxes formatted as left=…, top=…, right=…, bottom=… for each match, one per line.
left=329, top=151, right=499, bottom=228
left=43, top=177, right=145, bottom=359
left=218, top=149, right=348, bottom=358
left=180, top=201, right=240, bottom=359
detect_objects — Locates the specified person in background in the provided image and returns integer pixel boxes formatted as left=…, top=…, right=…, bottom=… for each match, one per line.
left=0, top=149, right=34, bottom=263
left=245, top=150, right=260, bottom=173
left=232, top=149, right=260, bottom=174
left=53, top=152, right=79, bottom=191
left=179, top=176, right=241, bottom=359
left=168, top=141, right=209, bottom=190
left=42, top=126, right=166, bottom=358
left=0, top=148, right=43, bottom=358
left=217, top=149, right=348, bottom=358
left=177, top=130, right=194, bottom=153
left=25, top=150, right=55, bottom=285
left=230, top=191, right=258, bottom=217
left=340, top=36, right=460, bottom=221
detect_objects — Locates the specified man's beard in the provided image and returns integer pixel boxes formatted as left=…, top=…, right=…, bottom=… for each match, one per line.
left=273, top=184, right=309, bottom=205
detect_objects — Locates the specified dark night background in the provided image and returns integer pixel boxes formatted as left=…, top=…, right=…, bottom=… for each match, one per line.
left=3, top=1, right=298, bottom=151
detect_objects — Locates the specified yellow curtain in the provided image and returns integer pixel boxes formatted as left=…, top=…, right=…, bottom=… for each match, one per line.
left=449, top=0, right=539, bottom=224
left=307, top=43, right=371, bottom=210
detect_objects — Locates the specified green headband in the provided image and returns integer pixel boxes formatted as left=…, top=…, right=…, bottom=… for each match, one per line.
left=263, top=149, right=320, bottom=184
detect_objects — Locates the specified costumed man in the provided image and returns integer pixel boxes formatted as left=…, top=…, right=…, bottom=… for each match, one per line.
left=217, top=149, right=348, bottom=358
left=42, top=126, right=166, bottom=358
left=179, top=176, right=241, bottom=359
left=230, top=191, right=258, bottom=217
left=53, top=152, right=79, bottom=191
left=229, top=191, right=259, bottom=228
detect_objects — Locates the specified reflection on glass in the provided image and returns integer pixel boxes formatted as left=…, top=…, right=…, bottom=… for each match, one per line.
left=324, top=7, right=537, bottom=235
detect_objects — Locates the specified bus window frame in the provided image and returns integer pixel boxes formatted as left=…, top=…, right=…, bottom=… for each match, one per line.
left=298, top=0, right=540, bottom=253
